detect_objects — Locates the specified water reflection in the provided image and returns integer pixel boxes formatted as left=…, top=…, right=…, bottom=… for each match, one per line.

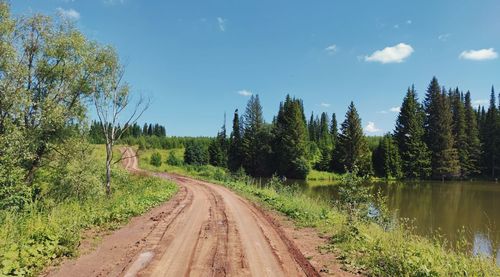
left=279, top=179, right=500, bottom=264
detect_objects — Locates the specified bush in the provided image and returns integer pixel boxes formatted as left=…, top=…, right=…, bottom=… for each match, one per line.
left=166, top=151, right=182, bottom=166
left=184, top=141, right=209, bottom=166
left=0, top=168, right=178, bottom=276
left=150, top=152, right=162, bottom=167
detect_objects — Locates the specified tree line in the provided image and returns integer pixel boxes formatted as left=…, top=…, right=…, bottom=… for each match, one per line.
left=88, top=121, right=166, bottom=144
left=192, top=77, right=499, bottom=180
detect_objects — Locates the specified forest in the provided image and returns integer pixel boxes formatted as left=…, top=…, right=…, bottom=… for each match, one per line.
left=177, top=78, right=499, bottom=181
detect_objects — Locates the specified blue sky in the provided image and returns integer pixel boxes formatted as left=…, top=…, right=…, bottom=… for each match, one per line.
left=11, top=0, right=500, bottom=136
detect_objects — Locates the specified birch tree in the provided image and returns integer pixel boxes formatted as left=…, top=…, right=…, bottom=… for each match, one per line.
left=91, top=47, right=148, bottom=195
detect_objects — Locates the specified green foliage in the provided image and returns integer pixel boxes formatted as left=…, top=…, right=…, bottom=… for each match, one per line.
left=395, top=86, right=432, bottom=179
left=208, top=118, right=228, bottom=167
left=166, top=151, right=183, bottom=166
left=424, top=78, right=461, bottom=179
left=481, top=88, right=499, bottom=178
left=228, top=109, right=244, bottom=172
left=463, top=92, right=482, bottom=176
left=150, top=152, right=162, bottom=167
left=273, top=95, right=310, bottom=179
left=336, top=102, right=372, bottom=176
left=0, top=165, right=177, bottom=276
left=242, top=95, right=274, bottom=177
left=372, top=134, right=402, bottom=179
left=184, top=141, right=209, bottom=166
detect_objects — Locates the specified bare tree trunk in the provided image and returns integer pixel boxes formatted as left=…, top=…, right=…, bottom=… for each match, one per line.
left=105, top=142, right=113, bottom=196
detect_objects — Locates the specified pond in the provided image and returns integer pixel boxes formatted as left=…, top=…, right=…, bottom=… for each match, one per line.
left=288, top=179, right=500, bottom=264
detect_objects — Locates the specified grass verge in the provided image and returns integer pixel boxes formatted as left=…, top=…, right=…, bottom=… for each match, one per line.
left=0, top=146, right=178, bottom=276
left=138, top=148, right=500, bottom=276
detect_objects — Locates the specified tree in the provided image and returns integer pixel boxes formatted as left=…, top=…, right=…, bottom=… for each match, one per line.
left=184, top=140, right=209, bottom=166
left=150, top=152, right=162, bottom=167
left=463, top=91, right=482, bottom=176
left=336, top=102, right=372, bottom=175
left=394, top=86, right=431, bottom=179
left=0, top=8, right=99, bottom=186
left=450, top=88, right=471, bottom=177
left=424, top=78, right=460, bottom=179
left=481, top=87, right=499, bottom=177
left=228, top=109, right=244, bottom=172
left=242, top=95, right=273, bottom=177
left=315, top=112, right=333, bottom=171
left=273, top=95, right=310, bottom=179
left=208, top=115, right=228, bottom=167
left=92, top=48, right=149, bottom=195
left=372, top=134, right=402, bottom=178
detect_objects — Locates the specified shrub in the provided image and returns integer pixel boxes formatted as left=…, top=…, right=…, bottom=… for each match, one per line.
left=150, top=152, right=162, bottom=167
left=166, top=151, right=182, bottom=166
left=184, top=141, right=208, bottom=166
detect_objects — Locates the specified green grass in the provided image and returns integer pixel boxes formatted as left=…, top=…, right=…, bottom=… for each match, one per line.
left=0, top=145, right=178, bottom=276
left=307, top=169, right=340, bottom=182
left=137, top=147, right=500, bottom=276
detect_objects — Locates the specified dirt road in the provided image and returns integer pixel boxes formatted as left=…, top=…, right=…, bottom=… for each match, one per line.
left=50, top=148, right=323, bottom=277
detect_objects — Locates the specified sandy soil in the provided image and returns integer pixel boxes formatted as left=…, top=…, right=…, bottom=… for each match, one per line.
left=47, top=147, right=354, bottom=277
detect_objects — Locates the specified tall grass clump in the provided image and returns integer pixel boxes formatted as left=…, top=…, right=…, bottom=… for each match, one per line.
left=0, top=147, right=177, bottom=276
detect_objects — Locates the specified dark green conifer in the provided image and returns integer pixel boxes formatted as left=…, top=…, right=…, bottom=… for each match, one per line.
left=394, top=86, right=431, bottom=178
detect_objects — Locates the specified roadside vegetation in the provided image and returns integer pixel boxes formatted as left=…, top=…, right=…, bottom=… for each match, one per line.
left=0, top=146, right=177, bottom=276
left=0, top=4, right=177, bottom=276
left=137, top=149, right=500, bottom=276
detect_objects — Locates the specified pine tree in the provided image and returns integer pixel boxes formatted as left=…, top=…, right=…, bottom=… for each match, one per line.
left=463, top=91, right=482, bottom=176
left=394, top=86, right=431, bottom=178
left=337, top=102, right=372, bottom=175
left=273, top=95, right=310, bottom=179
left=424, top=78, right=460, bottom=179
left=242, top=95, right=273, bottom=177
left=482, top=87, right=498, bottom=177
left=450, top=88, right=468, bottom=177
left=315, top=112, right=333, bottom=171
left=228, top=109, right=244, bottom=172
left=208, top=115, right=228, bottom=167
left=372, top=133, right=402, bottom=178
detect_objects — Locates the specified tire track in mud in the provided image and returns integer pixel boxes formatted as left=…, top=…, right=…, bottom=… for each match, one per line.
left=50, top=148, right=321, bottom=277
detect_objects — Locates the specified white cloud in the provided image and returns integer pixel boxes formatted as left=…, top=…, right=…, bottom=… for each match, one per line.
left=56, top=7, right=80, bottom=20
left=104, top=0, right=125, bottom=5
left=320, top=103, right=331, bottom=108
left=325, top=44, right=337, bottom=54
left=390, top=106, right=401, bottom=113
left=365, top=43, right=414, bottom=64
left=217, top=17, right=227, bottom=32
left=237, top=90, right=252, bottom=97
left=459, top=48, right=498, bottom=61
left=406, top=20, right=412, bottom=24
left=393, top=24, right=399, bottom=29
left=365, top=122, right=382, bottom=133
left=472, top=99, right=488, bottom=107
left=438, top=33, right=451, bottom=42
left=378, top=106, right=401, bottom=114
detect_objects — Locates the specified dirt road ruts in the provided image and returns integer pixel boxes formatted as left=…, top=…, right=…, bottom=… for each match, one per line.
left=49, top=147, right=321, bottom=277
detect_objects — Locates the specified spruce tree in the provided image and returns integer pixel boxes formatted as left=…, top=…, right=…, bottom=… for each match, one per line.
left=337, top=102, right=372, bottom=175
left=208, top=115, right=228, bottom=167
left=228, top=109, right=244, bottom=172
left=242, top=95, right=273, bottom=177
left=464, top=91, right=482, bottom=176
left=482, top=87, right=498, bottom=177
left=372, top=133, right=402, bottom=178
left=450, top=88, right=468, bottom=177
left=273, top=95, right=310, bottom=179
left=316, top=112, right=333, bottom=171
left=394, top=86, right=431, bottom=178
left=424, top=78, right=460, bottom=179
